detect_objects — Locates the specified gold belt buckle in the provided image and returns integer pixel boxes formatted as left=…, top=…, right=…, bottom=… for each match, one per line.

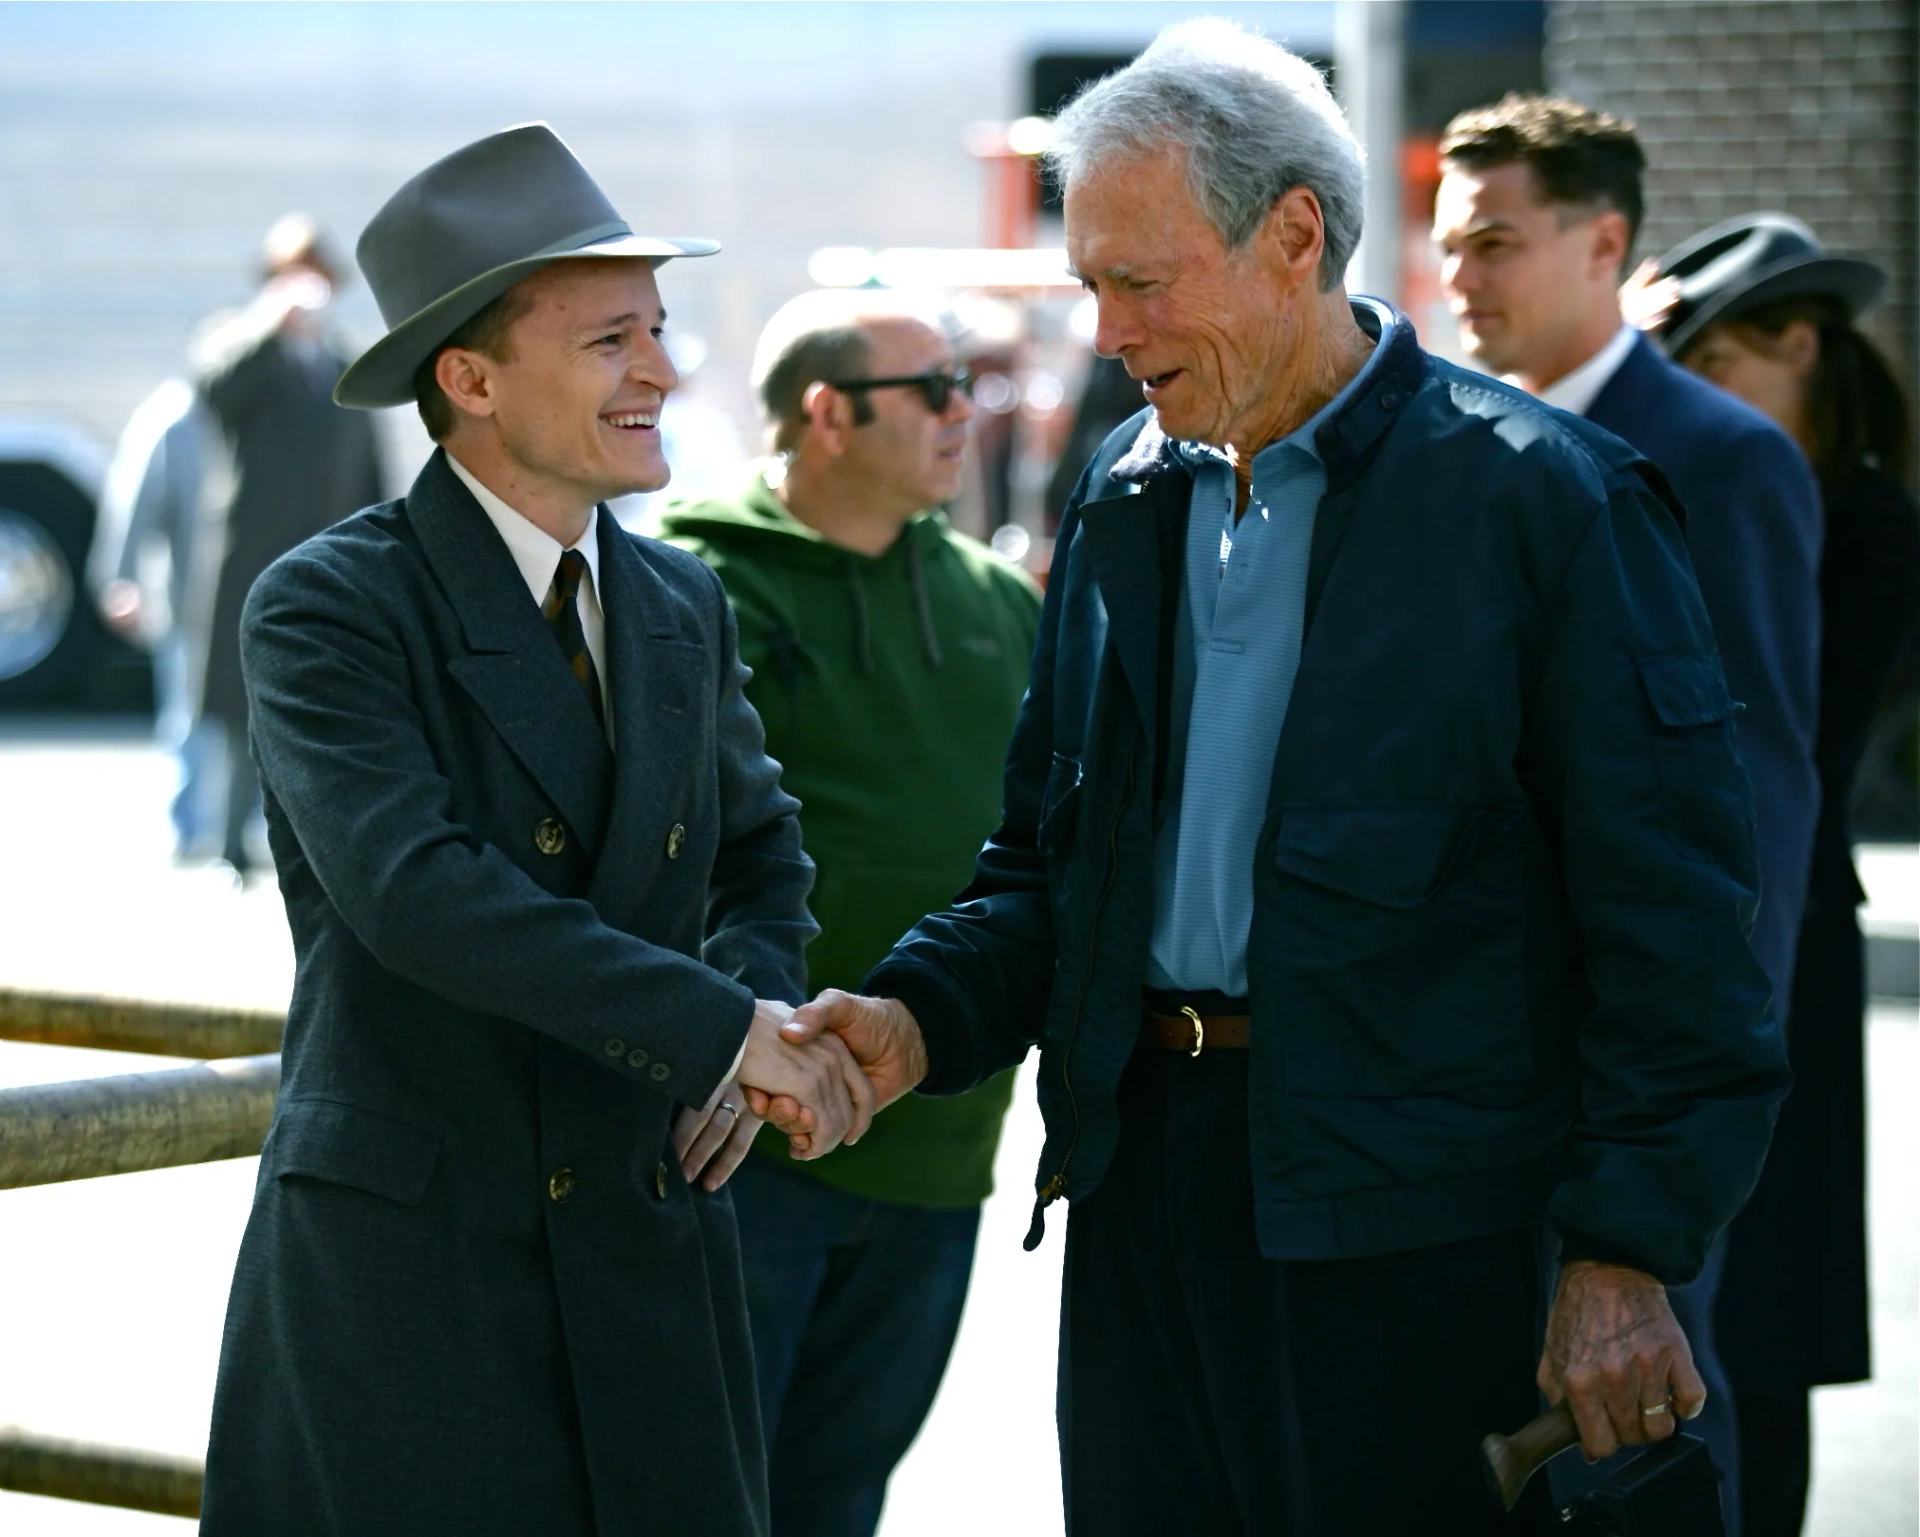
left=1180, top=1005, right=1204, bottom=1058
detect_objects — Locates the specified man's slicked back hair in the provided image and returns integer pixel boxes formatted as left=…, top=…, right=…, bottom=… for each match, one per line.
left=1440, top=94, right=1648, bottom=251
left=1045, top=18, right=1365, bottom=290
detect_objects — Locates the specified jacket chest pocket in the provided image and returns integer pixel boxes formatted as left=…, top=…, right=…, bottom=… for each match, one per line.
left=1255, top=803, right=1532, bottom=1097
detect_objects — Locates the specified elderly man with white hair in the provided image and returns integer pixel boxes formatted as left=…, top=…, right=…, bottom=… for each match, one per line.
left=782, top=21, right=1787, bottom=1533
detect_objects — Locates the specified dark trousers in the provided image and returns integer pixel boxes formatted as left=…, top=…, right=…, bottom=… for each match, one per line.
left=1059, top=1045, right=1554, bottom=1537
left=728, top=1153, right=982, bottom=1537
left=219, top=725, right=262, bottom=871
left=1733, top=1388, right=1810, bottom=1537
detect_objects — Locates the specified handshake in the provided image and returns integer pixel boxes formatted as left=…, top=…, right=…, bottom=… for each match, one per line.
left=671, top=991, right=930, bottom=1192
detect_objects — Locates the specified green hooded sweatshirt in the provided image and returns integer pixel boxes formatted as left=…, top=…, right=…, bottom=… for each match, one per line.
left=660, top=473, right=1041, bottom=1208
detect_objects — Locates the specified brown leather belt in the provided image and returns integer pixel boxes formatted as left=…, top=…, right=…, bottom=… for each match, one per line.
left=1143, top=1007, right=1251, bottom=1054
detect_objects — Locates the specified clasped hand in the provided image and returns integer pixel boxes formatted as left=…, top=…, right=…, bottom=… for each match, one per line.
left=674, top=998, right=873, bottom=1191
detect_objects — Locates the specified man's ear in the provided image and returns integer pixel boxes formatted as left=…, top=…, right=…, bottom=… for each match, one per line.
left=1591, top=209, right=1633, bottom=281
left=800, top=380, right=852, bottom=457
left=1254, top=185, right=1327, bottom=291
left=435, top=347, right=498, bottom=424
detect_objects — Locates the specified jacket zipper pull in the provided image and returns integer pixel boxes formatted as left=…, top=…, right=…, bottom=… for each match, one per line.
left=1024, top=1174, right=1067, bottom=1252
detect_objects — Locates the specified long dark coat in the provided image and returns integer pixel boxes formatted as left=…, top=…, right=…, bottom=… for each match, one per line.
left=1718, top=464, right=1920, bottom=1389
left=199, top=451, right=814, bottom=1536
left=189, top=319, right=385, bottom=727
left=1587, top=335, right=1824, bottom=1011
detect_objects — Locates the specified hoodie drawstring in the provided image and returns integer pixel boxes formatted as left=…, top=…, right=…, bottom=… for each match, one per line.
left=906, top=537, right=945, bottom=669
left=843, top=556, right=876, bottom=674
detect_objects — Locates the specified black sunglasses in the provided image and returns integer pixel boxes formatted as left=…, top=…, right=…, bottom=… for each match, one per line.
left=826, top=370, right=975, bottom=413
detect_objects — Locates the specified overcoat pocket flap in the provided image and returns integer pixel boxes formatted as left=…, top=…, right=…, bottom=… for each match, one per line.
left=1274, top=805, right=1467, bottom=909
left=262, top=1098, right=442, bottom=1207
left=1637, top=653, right=1735, bottom=728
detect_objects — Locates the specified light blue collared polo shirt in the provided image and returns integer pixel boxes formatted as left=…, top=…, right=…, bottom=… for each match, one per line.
left=1147, top=299, right=1392, bottom=996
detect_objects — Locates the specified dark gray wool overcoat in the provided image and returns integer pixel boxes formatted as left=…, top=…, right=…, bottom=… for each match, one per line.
left=199, top=450, right=815, bottom=1537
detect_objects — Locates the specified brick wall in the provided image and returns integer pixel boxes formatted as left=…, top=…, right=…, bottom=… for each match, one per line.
left=1547, top=0, right=1919, bottom=430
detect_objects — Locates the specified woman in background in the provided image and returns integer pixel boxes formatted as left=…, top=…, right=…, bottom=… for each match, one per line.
left=1637, top=213, right=1920, bottom=1537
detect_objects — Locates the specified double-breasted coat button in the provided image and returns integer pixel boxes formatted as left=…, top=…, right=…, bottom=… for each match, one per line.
left=649, top=1062, right=671, bottom=1083
left=534, top=818, right=567, bottom=856
left=626, top=1047, right=649, bottom=1069
left=603, top=1038, right=625, bottom=1058
left=653, top=1161, right=669, bottom=1200
left=547, top=1167, right=576, bottom=1203
left=665, top=823, right=686, bottom=859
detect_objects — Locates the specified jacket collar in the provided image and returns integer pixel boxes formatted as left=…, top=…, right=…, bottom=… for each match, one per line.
left=406, top=449, right=615, bottom=850
left=1106, top=299, right=1428, bottom=495
left=1584, top=330, right=1665, bottom=435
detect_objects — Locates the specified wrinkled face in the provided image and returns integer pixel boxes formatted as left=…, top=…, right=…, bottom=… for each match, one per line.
left=1433, top=160, right=1617, bottom=377
left=838, top=318, right=975, bottom=509
left=482, top=259, right=680, bottom=501
left=1065, top=147, right=1301, bottom=448
left=1679, top=321, right=1811, bottom=438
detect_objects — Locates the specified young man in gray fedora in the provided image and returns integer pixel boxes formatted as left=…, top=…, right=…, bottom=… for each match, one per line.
left=200, top=123, right=872, bottom=1537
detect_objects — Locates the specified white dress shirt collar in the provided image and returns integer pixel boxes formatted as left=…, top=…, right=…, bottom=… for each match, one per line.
left=445, top=453, right=602, bottom=608
left=1525, top=321, right=1641, bottom=419
left=446, top=453, right=610, bottom=741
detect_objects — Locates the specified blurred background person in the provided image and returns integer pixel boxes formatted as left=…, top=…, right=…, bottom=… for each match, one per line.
left=1637, top=213, right=1920, bottom=1537
left=87, top=376, right=222, bottom=859
left=661, top=290, right=1041, bottom=1537
left=1434, top=97, right=1825, bottom=1532
left=186, top=212, right=385, bottom=879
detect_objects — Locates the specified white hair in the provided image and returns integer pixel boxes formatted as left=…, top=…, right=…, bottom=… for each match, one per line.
left=1046, top=18, right=1365, bottom=290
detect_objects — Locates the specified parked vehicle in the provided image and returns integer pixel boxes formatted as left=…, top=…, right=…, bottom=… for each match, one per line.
left=0, top=417, right=152, bottom=712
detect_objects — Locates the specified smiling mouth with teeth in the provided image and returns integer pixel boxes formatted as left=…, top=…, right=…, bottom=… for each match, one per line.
left=602, top=411, right=660, bottom=430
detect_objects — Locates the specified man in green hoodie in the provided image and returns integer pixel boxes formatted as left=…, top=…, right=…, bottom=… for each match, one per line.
left=660, top=292, right=1041, bottom=1537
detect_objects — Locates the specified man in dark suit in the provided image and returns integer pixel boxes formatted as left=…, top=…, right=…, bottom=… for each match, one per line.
left=200, top=124, right=872, bottom=1537
left=1435, top=97, right=1823, bottom=1533
left=187, top=215, right=387, bottom=877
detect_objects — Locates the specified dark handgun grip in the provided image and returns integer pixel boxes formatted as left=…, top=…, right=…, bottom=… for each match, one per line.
left=1481, top=1403, right=1580, bottom=1512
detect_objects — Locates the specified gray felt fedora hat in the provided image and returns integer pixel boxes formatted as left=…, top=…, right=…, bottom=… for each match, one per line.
left=335, top=123, right=718, bottom=409
left=1650, top=211, right=1884, bottom=361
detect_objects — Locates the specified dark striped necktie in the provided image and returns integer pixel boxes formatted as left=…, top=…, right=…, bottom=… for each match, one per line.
left=542, top=548, right=605, bottom=729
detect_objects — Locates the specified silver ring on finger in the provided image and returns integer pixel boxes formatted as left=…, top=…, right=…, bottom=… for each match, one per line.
left=1641, top=1401, right=1672, bottom=1418
left=716, top=1102, right=740, bottom=1121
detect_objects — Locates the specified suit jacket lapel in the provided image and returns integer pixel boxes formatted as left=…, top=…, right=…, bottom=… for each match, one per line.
left=587, top=518, right=696, bottom=909
left=406, top=452, right=613, bottom=851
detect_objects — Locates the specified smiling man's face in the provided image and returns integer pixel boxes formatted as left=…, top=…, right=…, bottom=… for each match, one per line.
left=1065, top=147, right=1301, bottom=449
left=476, top=258, right=680, bottom=505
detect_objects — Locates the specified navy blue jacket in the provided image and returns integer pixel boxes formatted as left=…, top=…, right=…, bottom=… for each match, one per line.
left=869, top=307, right=1788, bottom=1285
left=1588, top=336, right=1822, bottom=1011
left=202, top=452, right=812, bottom=1537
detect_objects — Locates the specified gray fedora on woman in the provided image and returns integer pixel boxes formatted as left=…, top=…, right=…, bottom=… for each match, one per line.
left=335, top=120, right=716, bottom=408
left=1651, top=211, right=1884, bottom=361
left=197, top=123, right=821, bottom=1537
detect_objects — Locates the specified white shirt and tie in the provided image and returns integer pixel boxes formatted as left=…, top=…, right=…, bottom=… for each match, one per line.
left=447, top=453, right=612, bottom=734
